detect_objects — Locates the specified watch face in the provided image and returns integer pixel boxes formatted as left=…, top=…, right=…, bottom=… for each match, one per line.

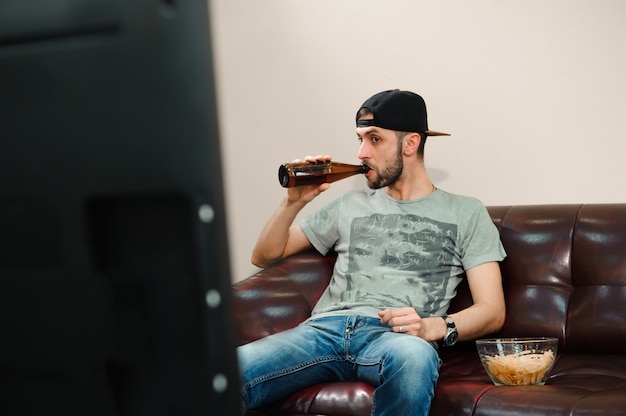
left=445, top=330, right=458, bottom=346
left=440, top=315, right=458, bottom=346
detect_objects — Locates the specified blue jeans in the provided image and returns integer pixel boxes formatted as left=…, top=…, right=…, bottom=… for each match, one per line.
left=238, top=315, right=441, bottom=416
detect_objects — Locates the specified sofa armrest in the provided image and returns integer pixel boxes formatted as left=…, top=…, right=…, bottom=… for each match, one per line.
left=232, top=250, right=336, bottom=346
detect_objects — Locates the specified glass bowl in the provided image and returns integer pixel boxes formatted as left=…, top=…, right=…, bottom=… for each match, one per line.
left=475, top=337, right=558, bottom=386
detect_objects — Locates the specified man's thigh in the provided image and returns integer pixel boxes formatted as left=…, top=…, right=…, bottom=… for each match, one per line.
left=237, top=317, right=350, bottom=407
left=353, top=324, right=441, bottom=387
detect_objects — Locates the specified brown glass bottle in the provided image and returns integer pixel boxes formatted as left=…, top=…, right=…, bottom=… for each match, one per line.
left=278, top=161, right=371, bottom=188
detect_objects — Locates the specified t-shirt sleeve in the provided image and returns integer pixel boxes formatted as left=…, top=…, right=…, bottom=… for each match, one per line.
left=299, top=195, right=344, bottom=256
left=460, top=202, right=507, bottom=270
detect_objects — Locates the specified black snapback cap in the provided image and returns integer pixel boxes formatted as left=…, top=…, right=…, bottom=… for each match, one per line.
left=356, top=89, right=450, bottom=136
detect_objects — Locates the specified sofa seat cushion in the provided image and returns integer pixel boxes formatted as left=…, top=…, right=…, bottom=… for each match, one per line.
left=254, top=382, right=374, bottom=416
left=434, top=351, right=626, bottom=416
left=250, top=352, right=626, bottom=416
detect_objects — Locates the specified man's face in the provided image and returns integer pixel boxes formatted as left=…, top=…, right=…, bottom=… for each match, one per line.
left=356, top=125, right=404, bottom=189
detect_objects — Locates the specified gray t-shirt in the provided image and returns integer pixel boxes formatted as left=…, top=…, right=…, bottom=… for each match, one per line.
left=299, top=188, right=506, bottom=321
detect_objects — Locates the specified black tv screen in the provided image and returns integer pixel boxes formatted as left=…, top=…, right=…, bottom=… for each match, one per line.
left=0, top=1, right=240, bottom=415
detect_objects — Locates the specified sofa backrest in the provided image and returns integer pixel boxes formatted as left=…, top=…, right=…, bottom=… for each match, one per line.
left=233, top=204, right=626, bottom=353
left=449, top=204, right=626, bottom=354
left=233, top=251, right=337, bottom=345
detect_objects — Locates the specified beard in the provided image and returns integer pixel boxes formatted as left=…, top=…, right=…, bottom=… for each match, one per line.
left=366, top=146, right=404, bottom=189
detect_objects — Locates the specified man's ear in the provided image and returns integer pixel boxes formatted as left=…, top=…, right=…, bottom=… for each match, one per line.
left=403, top=132, right=422, bottom=155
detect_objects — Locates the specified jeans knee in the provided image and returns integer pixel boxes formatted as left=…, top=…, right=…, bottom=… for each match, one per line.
left=382, top=338, right=440, bottom=382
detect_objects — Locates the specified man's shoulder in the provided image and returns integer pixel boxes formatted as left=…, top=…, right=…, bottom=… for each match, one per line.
left=435, top=188, right=484, bottom=208
left=431, top=189, right=489, bottom=223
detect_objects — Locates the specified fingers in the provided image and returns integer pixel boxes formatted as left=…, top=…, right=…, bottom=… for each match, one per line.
left=379, top=307, right=421, bottom=334
left=377, top=309, right=391, bottom=324
left=285, top=155, right=332, bottom=202
left=292, top=155, right=331, bottom=163
left=318, top=183, right=331, bottom=192
left=378, top=310, right=407, bottom=333
left=306, top=155, right=331, bottom=163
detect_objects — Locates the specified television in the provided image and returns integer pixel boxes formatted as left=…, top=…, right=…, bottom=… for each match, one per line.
left=0, top=1, right=240, bottom=415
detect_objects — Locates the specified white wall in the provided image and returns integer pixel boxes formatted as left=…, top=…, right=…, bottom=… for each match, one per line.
left=209, top=0, right=626, bottom=282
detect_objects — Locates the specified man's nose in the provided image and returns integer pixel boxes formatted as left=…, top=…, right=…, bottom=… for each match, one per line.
left=357, top=141, right=371, bottom=160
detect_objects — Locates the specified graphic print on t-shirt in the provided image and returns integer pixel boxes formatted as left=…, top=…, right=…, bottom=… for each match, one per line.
left=339, top=213, right=457, bottom=313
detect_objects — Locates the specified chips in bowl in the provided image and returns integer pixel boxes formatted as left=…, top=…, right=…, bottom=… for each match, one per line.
left=476, top=337, right=558, bottom=386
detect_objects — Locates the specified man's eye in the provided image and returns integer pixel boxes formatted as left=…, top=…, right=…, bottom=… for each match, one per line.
left=372, top=136, right=381, bottom=143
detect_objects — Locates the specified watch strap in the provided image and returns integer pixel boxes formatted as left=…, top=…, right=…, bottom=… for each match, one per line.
left=440, top=315, right=458, bottom=347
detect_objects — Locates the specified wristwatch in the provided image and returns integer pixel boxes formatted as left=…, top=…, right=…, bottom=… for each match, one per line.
left=440, top=315, right=458, bottom=347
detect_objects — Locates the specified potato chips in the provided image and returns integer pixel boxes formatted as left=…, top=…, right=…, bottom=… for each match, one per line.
left=485, top=350, right=555, bottom=385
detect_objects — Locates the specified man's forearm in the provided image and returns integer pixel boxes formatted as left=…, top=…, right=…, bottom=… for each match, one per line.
left=251, top=197, right=306, bottom=268
left=449, top=302, right=505, bottom=342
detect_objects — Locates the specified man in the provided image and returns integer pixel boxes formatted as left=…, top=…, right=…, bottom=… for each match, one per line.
left=239, top=89, right=506, bottom=416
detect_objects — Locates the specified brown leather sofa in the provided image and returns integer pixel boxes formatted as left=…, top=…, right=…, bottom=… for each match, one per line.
left=232, top=204, right=626, bottom=415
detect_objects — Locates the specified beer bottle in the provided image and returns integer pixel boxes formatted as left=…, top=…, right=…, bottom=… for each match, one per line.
left=278, top=161, right=370, bottom=188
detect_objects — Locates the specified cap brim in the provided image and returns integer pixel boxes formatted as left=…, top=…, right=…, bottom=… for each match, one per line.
left=425, top=130, right=450, bottom=136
